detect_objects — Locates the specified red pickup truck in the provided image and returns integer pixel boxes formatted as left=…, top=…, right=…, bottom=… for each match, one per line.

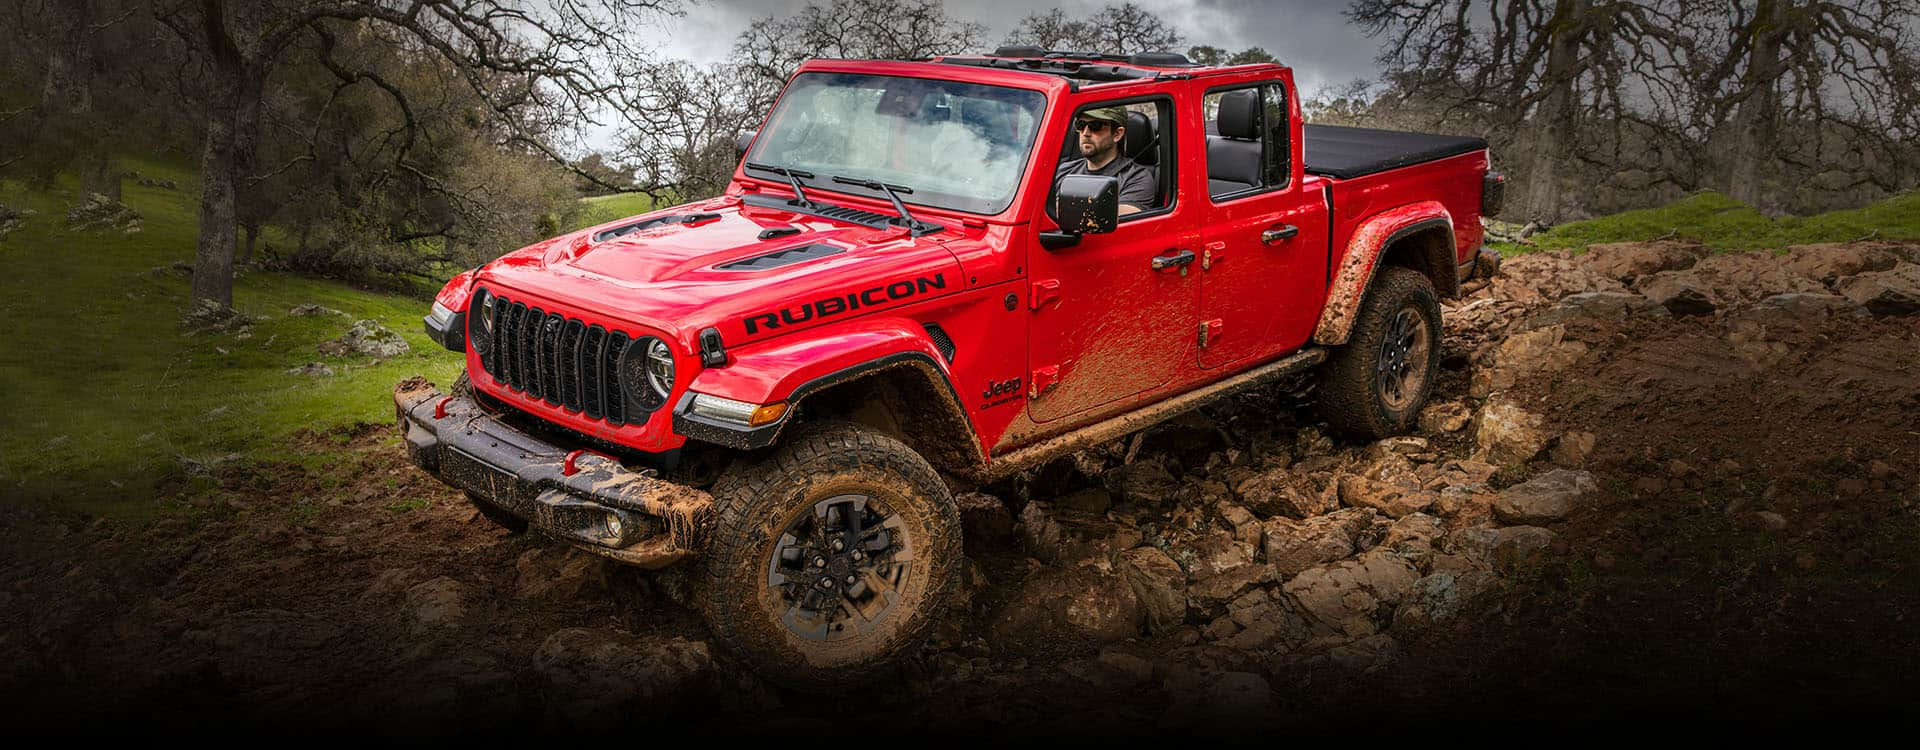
left=398, top=48, right=1501, bottom=688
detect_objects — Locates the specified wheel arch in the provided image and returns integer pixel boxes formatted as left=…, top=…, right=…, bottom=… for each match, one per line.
left=1313, top=203, right=1457, bottom=346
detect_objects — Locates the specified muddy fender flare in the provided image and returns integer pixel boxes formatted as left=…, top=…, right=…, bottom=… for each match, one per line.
left=1312, top=202, right=1455, bottom=346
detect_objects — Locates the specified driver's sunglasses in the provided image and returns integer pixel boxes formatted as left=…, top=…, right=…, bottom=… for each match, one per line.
left=1073, top=119, right=1115, bottom=133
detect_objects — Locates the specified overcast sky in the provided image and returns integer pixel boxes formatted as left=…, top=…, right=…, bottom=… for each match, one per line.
left=646, top=0, right=1385, bottom=96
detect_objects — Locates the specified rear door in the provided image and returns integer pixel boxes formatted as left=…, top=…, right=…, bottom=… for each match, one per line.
left=1027, top=91, right=1201, bottom=423
left=1196, top=76, right=1330, bottom=369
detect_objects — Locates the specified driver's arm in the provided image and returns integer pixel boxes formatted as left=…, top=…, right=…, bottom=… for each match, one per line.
left=1116, top=166, right=1157, bottom=215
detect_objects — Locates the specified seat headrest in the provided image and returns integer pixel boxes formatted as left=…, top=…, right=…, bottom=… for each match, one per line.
left=1123, top=109, right=1156, bottom=160
left=1218, top=89, right=1260, bottom=140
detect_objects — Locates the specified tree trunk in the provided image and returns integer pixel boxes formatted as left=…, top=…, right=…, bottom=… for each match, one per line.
left=240, top=223, right=259, bottom=265
left=1523, top=0, right=1589, bottom=224
left=1726, top=0, right=1785, bottom=210
left=190, top=82, right=240, bottom=311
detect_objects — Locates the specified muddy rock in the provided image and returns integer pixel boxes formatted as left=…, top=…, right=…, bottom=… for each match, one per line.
left=533, top=629, right=713, bottom=720
left=1282, top=549, right=1421, bottom=638
left=1550, top=431, right=1597, bottom=467
left=1686, top=251, right=1829, bottom=305
left=1635, top=271, right=1717, bottom=315
left=1493, top=251, right=1626, bottom=302
left=1262, top=507, right=1378, bottom=577
left=319, top=319, right=411, bottom=358
left=1530, top=291, right=1670, bottom=326
left=1017, top=501, right=1141, bottom=564
left=1233, top=469, right=1326, bottom=519
left=1116, top=547, right=1187, bottom=633
left=1579, top=240, right=1705, bottom=282
left=1418, top=400, right=1473, bottom=433
left=1451, top=524, right=1556, bottom=567
left=1214, top=501, right=1264, bottom=547
left=404, top=576, right=470, bottom=634
left=1185, top=535, right=1256, bottom=579
left=1381, top=512, right=1444, bottom=565
left=992, top=563, right=1144, bottom=648
left=1293, top=426, right=1337, bottom=459
left=1782, top=242, right=1904, bottom=284
left=1474, top=400, right=1551, bottom=465
left=1104, top=460, right=1180, bottom=506
left=1723, top=320, right=1793, bottom=368
left=1337, top=475, right=1435, bottom=518
left=1734, top=292, right=1870, bottom=324
left=1218, top=589, right=1314, bottom=651
left=1431, top=485, right=1497, bottom=524
left=1392, top=571, right=1502, bottom=629
left=955, top=492, right=1015, bottom=545
left=1359, top=450, right=1422, bottom=489
left=1834, top=262, right=1920, bottom=315
left=1472, top=324, right=1588, bottom=396
left=513, top=546, right=610, bottom=601
left=1493, top=469, right=1600, bottom=524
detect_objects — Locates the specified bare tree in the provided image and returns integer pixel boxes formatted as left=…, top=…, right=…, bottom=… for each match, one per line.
left=151, top=0, right=680, bottom=317
left=732, top=0, right=987, bottom=112
left=1003, top=2, right=1181, bottom=55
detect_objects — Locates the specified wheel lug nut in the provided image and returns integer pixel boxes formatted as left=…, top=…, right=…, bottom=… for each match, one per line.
left=845, top=575, right=857, bottom=585
left=851, top=550, right=864, bottom=561
left=832, top=539, right=845, bottom=551
left=818, top=576, right=834, bottom=589
left=813, top=557, right=826, bottom=568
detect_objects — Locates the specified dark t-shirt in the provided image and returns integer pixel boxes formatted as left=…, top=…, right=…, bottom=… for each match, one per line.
left=1055, top=154, right=1158, bottom=210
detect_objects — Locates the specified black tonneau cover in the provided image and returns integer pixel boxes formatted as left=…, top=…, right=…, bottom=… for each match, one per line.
left=1303, top=124, right=1487, bottom=180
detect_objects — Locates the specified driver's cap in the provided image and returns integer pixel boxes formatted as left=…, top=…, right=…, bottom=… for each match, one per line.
left=1081, top=106, right=1128, bottom=127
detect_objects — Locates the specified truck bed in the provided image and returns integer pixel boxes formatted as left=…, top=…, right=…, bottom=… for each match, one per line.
left=1303, top=124, right=1488, bottom=180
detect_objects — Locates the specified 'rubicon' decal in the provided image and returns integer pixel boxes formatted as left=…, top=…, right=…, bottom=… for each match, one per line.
left=742, top=274, right=947, bottom=334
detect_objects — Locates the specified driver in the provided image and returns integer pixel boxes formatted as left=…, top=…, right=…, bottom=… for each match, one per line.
left=1054, top=106, right=1157, bottom=215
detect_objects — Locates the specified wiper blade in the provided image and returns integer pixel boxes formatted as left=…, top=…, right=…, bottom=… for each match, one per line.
left=831, top=175, right=938, bottom=234
left=744, top=161, right=816, bottom=208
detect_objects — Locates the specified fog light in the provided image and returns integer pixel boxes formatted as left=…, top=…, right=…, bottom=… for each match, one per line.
left=427, top=301, right=456, bottom=329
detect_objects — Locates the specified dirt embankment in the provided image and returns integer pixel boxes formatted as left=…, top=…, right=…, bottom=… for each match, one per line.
left=3, top=241, right=1919, bottom=734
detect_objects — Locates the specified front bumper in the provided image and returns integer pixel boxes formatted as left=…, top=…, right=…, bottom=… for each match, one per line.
left=394, top=377, right=713, bottom=568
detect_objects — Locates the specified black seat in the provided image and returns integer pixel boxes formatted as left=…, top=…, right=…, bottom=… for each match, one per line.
left=1122, top=109, right=1166, bottom=207
left=1207, top=89, right=1263, bottom=197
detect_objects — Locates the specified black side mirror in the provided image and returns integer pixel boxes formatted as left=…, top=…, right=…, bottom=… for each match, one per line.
left=735, top=130, right=757, bottom=161
left=1041, top=174, right=1118, bottom=250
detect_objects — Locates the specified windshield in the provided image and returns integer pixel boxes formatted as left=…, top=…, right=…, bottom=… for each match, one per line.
left=745, top=72, right=1048, bottom=215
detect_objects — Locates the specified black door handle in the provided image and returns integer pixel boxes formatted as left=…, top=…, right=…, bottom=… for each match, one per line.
left=1151, top=249, right=1196, bottom=271
left=1262, top=225, right=1299, bottom=244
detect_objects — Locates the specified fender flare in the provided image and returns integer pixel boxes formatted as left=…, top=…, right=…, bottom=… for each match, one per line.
left=672, top=317, right=979, bottom=457
left=1312, top=202, right=1455, bottom=346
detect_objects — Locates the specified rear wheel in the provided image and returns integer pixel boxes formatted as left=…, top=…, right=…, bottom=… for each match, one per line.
left=699, top=423, right=961, bottom=690
left=1316, top=266, right=1442, bottom=439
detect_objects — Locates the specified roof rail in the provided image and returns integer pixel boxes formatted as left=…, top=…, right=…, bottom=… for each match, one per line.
left=988, top=46, right=1195, bottom=68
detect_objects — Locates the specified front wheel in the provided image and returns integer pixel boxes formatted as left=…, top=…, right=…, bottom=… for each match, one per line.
left=699, top=423, right=961, bottom=690
left=1315, top=266, right=1442, bottom=440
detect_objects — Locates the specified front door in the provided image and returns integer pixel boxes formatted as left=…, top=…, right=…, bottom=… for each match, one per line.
left=1027, top=95, right=1200, bottom=423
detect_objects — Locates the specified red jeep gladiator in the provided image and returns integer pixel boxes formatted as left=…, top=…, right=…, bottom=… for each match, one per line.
left=398, top=47, right=1502, bottom=687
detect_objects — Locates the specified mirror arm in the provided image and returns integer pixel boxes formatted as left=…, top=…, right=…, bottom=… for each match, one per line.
left=1039, top=231, right=1082, bottom=251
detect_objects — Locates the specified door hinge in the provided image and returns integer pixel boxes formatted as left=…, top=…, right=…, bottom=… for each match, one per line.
left=1199, top=319, right=1223, bottom=349
left=1029, top=364, right=1060, bottom=399
left=1030, top=279, right=1061, bottom=311
left=1202, top=241, right=1226, bottom=271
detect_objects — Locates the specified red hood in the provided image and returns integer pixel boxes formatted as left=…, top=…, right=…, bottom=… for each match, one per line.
left=474, top=197, right=965, bottom=347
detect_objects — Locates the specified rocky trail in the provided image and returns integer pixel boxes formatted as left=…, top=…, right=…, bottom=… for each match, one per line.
left=4, top=241, right=1919, bottom=734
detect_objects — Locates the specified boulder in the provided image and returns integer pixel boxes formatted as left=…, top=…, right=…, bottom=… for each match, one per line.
left=1474, top=400, right=1551, bottom=465
left=1017, top=501, right=1141, bottom=564
left=1233, top=468, right=1328, bottom=519
left=533, top=629, right=713, bottom=719
left=992, top=564, right=1144, bottom=648
left=1262, top=507, right=1379, bottom=577
left=1635, top=271, right=1716, bottom=315
left=1337, top=475, right=1435, bottom=518
left=1116, top=547, right=1188, bottom=633
left=1493, top=469, right=1600, bottom=524
left=1529, top=291, right=1670, bottom=326
left=1550, top=431, right=1597, bottom=467
left=1685, top=251, right=1828, bottom=305
left=1471, top=324, right=1587, bottom=396
left=319, top=319, right=411, bottom=358
left=1218, top=589, right=1314, bottom=651
left=1281, top=549, right=1420, bottom=638
left=1381, top=512, right=1444, bottom=565
left=1104, top=459, right=1181, bottom=506
left=1418, top=400, right=1473, bottom=433
left=1186, top=562, right=1279, bottom=614
left=1781, top=242, right=1903, bottom=284
left=1578, top=240, right=1705, bottom=282
left=1493, top=251, right=1627, bottom=303
left=513, top=546, right=610, bottom=601
left=1450, top=524, right=1556, bottom=567
left=1185, top=535, right=1256, bottom=579
left=1834, top=262, right=1920, bottom=315
left=1392, top=571, right=1502, bottom=630
left=955, top=491, right=1014, bottom=545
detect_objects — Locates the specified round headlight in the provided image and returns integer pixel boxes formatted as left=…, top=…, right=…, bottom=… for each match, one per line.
left=475, top=288, right=494, bottom=332
left=622, top=337, right=674, bottom=410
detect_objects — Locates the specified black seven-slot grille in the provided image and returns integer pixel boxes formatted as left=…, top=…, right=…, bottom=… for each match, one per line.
left=473, top=292, right=632, bottom=425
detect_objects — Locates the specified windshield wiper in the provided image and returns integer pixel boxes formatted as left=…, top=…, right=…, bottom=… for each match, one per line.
left=831, top=175, right=939, bottom=234
left=744, top=162, right=816, bottom=208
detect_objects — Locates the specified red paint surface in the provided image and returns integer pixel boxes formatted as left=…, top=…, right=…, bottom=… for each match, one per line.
left=435, top=57, right=1489, bottom=462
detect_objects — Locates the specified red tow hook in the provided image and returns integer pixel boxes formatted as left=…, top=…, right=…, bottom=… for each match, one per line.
left=563, top=449, right=613, bottom=477
left=433, top=396, right=454, bottom=420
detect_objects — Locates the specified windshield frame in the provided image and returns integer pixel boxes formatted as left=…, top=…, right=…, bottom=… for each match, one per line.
left=742, top=70, right=1053, bottom=217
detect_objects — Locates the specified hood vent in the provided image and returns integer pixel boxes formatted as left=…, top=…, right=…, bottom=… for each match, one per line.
left=593, top=212, right=721, bottom=242
left=716, top=243, right=845, bottom=271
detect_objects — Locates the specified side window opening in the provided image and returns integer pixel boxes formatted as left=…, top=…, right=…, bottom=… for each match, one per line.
left=1204, top=83, right=1290, bottom=201
left=1053, top=98, right=1174, bottom=221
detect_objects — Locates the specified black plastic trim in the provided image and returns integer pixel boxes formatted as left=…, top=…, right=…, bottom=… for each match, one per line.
left=425, top=310, right=466, bottom=353
left=672, top=351, right=967, bottom=451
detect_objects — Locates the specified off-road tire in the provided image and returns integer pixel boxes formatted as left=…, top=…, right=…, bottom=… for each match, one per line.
left=1316, top=266, right=1442, bottom=440
left=699, top=422, right=961, bottom=690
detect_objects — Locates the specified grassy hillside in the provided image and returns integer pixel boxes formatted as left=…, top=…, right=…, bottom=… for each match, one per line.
left=566, top=192, right=657, bottom=232
left=1492, top=191, right=1920, bottom=255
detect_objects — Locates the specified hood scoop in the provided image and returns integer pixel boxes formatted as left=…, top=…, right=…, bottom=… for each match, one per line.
left=716, top=243, right=846, bottom=271
left=592, top=212, right=721, bottom=242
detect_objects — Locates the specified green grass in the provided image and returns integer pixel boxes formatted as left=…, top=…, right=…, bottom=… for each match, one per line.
left=1492, top=191, right=1920, bottom=255
left=0, top=155, right=464, bottom=515
left=565, top=191, right=659, bottom=233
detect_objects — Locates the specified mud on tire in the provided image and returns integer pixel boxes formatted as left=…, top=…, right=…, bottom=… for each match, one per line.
left=1315, top=266, right=1442, bottom=440
left=699, top=422, right=961, bottom=690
